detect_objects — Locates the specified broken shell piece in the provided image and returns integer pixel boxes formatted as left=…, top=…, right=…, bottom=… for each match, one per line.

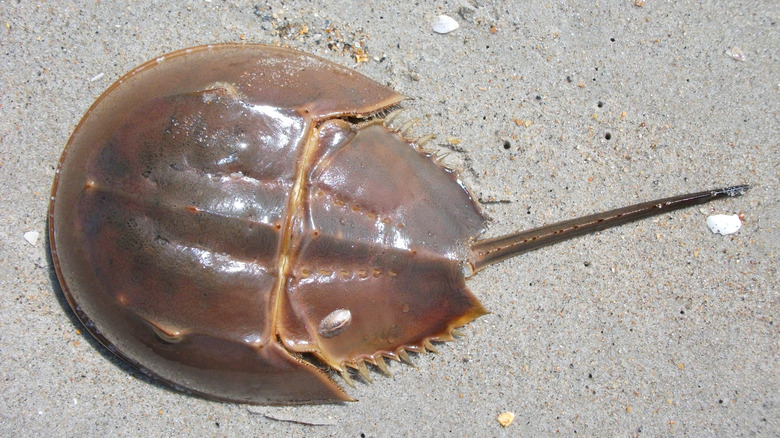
left=497, top=411, right=515, bottom=427
left=318, top=308, right=352, bottom=338
left=432, top=15, right=459, bottom=34
left=23, top=231, right=39, bottom=246
left=706, top=214, right=742, bottom=235
left=727, top=47, right=745, bottom=62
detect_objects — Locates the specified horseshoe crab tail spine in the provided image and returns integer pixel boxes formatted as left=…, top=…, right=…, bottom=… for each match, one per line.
left=466, top=185, right=749, bottom=275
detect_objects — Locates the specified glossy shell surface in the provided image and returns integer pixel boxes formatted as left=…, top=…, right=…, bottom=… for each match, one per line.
left=49, top=44, right=487, bottom=404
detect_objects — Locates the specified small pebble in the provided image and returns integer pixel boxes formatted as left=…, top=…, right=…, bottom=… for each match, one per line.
left=432, top=15, right=459, bottom=34
left=706, top=214, right=742, bottom=235
left=24, top=231, right=39, bottom=246
left=727, top=47, right=745, bottom=62
left=497, top=411, right=515, bottom=427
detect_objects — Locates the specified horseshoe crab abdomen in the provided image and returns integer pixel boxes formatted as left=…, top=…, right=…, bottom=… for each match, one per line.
left=281, top=121, right=488, bottom=370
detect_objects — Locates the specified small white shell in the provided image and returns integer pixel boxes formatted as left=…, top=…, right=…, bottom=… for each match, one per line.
left=432, top=15, right=459, bottom=34
left=23, top=231, right=39, bottom=246
left=727, top=47, right=745, bottom=62
left=706, top=214, right=742, bottom=235
left=318, top=308, right=352, bottom=338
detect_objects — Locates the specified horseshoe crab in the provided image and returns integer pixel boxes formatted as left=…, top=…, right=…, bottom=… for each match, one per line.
left=49, top=44, right=747, bottom=405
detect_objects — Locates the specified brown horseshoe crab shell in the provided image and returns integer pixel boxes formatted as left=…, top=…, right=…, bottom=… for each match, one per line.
left=50, top=44, right=486, bottom=404
left=49, top=43, right=747, bottom=405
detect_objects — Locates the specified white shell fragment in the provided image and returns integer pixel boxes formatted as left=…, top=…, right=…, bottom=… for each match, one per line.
left=727, top=46, right=745, bottom=62
left=706, top=214, right=742, bottom=235
left=317, top=308, right=352, bottom=338
left=432, top=14, right=459, bottom=34
left=23, top=231, right=39, bottom=246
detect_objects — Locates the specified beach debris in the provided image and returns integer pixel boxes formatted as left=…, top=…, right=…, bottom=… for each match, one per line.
left=497, top=411, right=515, bottom=427
left=432, top=15, right=459, bottom=34
left=24, top=231, right=39, bottom=246
left=706, top=214, right=742, bottom=235
left=727, top=47, right=745, bottom=62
